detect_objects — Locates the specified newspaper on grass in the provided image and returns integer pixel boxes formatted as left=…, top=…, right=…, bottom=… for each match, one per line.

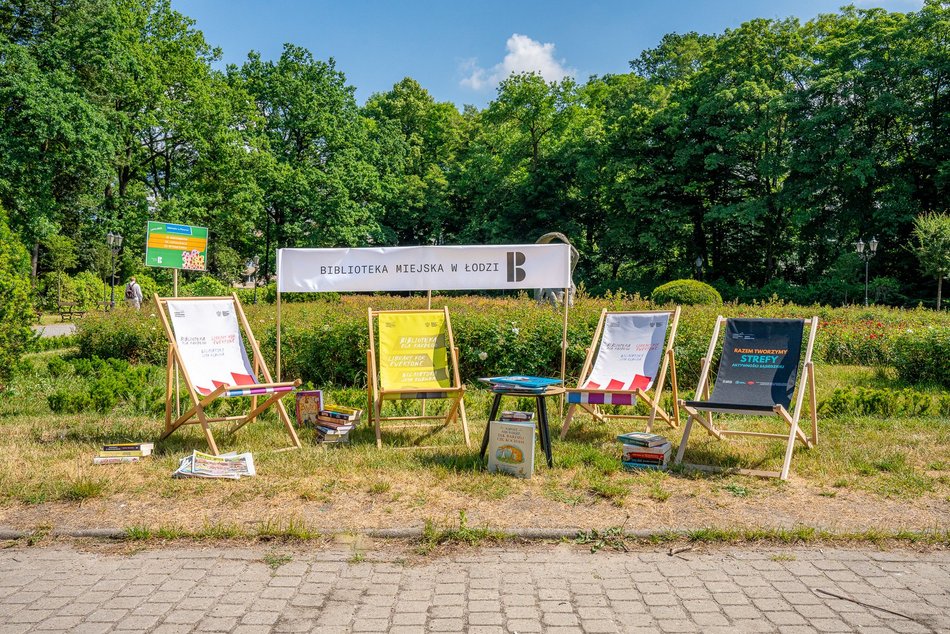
left=173, top=450, right=256, bottom=480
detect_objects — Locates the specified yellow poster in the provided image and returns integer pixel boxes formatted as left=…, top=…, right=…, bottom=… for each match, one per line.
left=379, top=312, right=450, bottom=390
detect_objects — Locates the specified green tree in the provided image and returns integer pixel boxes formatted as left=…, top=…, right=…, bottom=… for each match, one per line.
left=42, top=234, right=78, bottom=304
left=0, top=208, right=35, bottom=390
left=235, top=44, right=384, bottom=279
left=912, top=212, right=950, bottom=309
left=363, top=78, right=463, bottom=244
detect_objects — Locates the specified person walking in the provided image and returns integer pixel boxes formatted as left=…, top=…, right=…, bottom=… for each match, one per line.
left=124, top=276, right=143, bottom=309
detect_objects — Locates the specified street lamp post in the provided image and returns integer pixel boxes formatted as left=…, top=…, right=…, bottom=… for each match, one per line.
left=694, top=256, right=704, bottom=281
left=855, top=236, right=879, bottom=306
left=106, top=232, right=123, bottom=308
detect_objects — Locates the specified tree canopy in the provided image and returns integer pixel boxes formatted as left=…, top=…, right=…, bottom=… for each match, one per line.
left=1, top=0, right=947, bottom=307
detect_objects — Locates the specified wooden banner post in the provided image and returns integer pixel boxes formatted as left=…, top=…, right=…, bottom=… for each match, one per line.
left=276, top=288, right=282, bottom=381
left=173, top=268, right=180, bottom=419
left=560, top=287, right=569, bottom=416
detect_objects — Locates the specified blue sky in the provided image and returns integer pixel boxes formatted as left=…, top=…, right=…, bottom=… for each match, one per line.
left=172, top=0, right=924, bottom=108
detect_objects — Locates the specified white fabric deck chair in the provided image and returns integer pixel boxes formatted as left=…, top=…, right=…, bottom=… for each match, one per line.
left=156, top=294, right=301, bottom=455
left=674, top=316, right=819, bottom=480
left=366, top=307, right=470, bottom=449
left=561, top=308, right=681, bottom=439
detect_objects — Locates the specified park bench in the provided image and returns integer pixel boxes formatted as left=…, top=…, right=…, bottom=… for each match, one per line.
left=57, top=303, right=86, bottom=321
left=98, top=301, right=114, bottom=312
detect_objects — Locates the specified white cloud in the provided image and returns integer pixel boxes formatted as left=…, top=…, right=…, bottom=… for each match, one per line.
left=460, top=33, right=574, bottom=91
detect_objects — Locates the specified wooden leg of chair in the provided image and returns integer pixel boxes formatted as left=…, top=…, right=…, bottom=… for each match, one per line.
left=674, top=410, right=694, bottom=465
left=560, top=404, right=577, bottom=440
left=275, top=397, right=302, bottom=449
left=458, top=397, right=471, bottom=448
left=780, top=413, right=800, bottom=481
left=374, top=397, right=383, bottom=449
left=808, top=365, right=819, bottom=446
left=195, top=406, right=219, bottom=456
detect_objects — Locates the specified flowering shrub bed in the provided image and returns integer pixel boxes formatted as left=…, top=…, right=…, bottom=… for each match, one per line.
left=74, top=294, right=950, bottom=388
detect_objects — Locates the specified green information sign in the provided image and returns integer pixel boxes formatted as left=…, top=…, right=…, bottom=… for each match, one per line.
left=145, top=221, right=209, bottom=270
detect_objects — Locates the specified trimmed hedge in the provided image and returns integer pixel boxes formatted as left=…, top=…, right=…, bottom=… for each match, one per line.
left=74, top=294, right=950, bottom=389
left=652, top=279, right=723, bottom=306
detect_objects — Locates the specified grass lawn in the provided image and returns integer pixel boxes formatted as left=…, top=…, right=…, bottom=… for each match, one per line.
left=0, top=351, right=947, bottom=539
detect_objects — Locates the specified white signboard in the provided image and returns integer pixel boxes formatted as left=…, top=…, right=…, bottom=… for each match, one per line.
left=584, top=312, right=670, bottom=391
left=277, top=244, right=572, bottom=293
left=167, top=299, right=255, bottom=395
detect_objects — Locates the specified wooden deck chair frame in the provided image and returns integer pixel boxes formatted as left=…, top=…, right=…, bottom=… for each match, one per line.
left=366, top=307, right=470, bottom=449
left=561, top=307, right=682, bottom=439
left=673, top=316, right=819, bottom=480
left=155, top=293, right=302, bottom=455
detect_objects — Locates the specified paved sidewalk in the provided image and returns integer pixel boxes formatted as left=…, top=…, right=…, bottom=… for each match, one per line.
left=31, top=323, right=77, bottom=338
left=0, top=543, right=946, bottom=633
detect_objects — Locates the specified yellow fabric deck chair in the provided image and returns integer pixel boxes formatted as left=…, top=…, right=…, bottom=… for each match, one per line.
left=673, top=316, right=818, bottom=480
left=155, top=293, right=301, bottom=455
left=366, top=307, right=470, bottom=449
left=561, top=308, right=681, bottom=439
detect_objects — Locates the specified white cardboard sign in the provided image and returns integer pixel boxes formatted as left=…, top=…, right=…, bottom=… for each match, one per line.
left=277, top=244, right=572, bottom=293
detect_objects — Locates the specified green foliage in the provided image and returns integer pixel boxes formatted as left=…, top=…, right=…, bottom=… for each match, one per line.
left=651, top=280, right=723, bottom=306
left=890, top=327, right=950, bottom=389
left=820, top=387, right=949, bottom=418
left=76, top=311, right=166, bottom=365
left=912, top=212, right=950, bottom=309
left=72, top=295, right=950, bottom=391
left=181, top=276, right=230, bottom=298
left=46, top=356, right=163, bottom=414
left=0, top=210, right=36, bottom=390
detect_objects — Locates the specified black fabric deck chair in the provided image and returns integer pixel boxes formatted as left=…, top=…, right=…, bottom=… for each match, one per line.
left=673, top=317, right=818, bottom=480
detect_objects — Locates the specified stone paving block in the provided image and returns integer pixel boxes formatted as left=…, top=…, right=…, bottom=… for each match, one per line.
left=114, top=614, right=162, bottom=630
left=543, top=611, right=580, bottom=626
left=428, top=617, right=464, bottom=631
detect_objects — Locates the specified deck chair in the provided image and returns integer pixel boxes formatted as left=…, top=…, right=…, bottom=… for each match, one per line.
left=561, top=308, right=681, bottom=439
left=367, top=307, right=470, bottom=449
left=155, top=293, right=302, bottom=455
left=674, top=317, right=819, bottom=480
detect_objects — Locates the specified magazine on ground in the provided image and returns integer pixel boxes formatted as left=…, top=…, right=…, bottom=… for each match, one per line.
left=173, top=451, right=256, bottom=479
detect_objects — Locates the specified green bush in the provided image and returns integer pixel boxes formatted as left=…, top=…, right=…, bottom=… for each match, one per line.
left=819, top=387, right=945, bottom=417
left=890, top=327, right=950, bottom=389
left=652, top=279, right=723, bottom=306
left=0, top=210, right=36, bottom=390
left=181, top=275, right=230, bottom=298
left=47, top=356, right=163, bottom=414
left=73, top=294, right=950, bottom=388
left=76, top=311, right=166, bottom=365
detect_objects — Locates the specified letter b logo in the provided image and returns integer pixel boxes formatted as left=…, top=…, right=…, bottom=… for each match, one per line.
left=506, top=251, right=526, bottom=283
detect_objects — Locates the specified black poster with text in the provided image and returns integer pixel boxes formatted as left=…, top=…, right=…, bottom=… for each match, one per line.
left=709, top=318, right=805, bottom=409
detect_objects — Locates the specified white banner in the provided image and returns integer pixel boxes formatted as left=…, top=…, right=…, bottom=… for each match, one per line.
left=584, top=312, right=670, bottom=392
left=277, top=244, right=572, bottom=293
left=168, top=299, right=256, bottom=395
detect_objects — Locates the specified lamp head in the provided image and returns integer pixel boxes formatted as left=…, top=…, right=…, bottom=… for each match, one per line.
left=856, top=239, right=865, bottom=254
left=115, top=233, right=123, bottom=247
left=869, top=237, right=878, bottom=254
left=106, top=232, right=114, bottom=246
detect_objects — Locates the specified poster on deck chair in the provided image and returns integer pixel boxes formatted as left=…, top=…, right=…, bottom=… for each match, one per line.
left=584, top=312, right=669, bottom=392
left=167, top=299, right=256, bottom=395
left=378, top=312, right=450, bottom=390
left=711, top=318, right=804, bottom=410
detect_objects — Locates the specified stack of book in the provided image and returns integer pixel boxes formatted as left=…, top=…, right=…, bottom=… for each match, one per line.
left=617, top=432, right=671, bottom=471
left=93, top=442, right=154, bottom=465
left=479, top=376, right=562, bottom=394
left=315, top=405, right=362, bottom=444
left=500, top=410, right=534, bottom=423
